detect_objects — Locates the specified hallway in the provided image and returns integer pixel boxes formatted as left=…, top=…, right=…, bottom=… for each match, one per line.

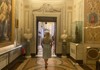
left=1, top=0, right=100, bottom=70
left=16, top=57, right=83, bottom=70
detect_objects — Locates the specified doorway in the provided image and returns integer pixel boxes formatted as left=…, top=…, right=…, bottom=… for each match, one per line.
left=36, top=17, right=57, bottom=57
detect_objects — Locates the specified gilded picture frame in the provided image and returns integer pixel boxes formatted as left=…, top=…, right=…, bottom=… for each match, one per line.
left=0, top=0, right=14, bottom=47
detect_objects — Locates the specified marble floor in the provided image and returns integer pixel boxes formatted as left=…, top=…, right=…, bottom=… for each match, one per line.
left=14, top=43, right=95, bottom=70
left=16, top=57, right=84, bottom=70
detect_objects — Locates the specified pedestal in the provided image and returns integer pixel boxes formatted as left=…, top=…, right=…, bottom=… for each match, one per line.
left=62, top=42, right=67, bottom=57
left=70, top=42, right=83, bottom=60
left=25, top=55, right=31, bottom=58
left=61, top=55, right=67, bottom=58
left=52, top=54, right=57, bottom=57
left=25, top=41, right=31, bottom=58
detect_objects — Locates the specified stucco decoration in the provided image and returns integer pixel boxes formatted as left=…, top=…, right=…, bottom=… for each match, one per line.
left=84, top=0, right=100, bottom=43
left=32, top=3, right=61, bottom=12
left=87, top=0, right=98, bottom=11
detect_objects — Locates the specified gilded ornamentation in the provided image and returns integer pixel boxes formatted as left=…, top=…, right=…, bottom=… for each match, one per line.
left=84, top=0, right=100, bottom=43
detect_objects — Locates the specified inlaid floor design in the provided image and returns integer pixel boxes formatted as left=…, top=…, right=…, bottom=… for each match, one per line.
left=87, top=64, right=96, bottom=70
left=16, top=57, right=84, bottom=70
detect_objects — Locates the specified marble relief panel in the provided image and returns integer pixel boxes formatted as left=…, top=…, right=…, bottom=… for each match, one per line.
left=0, top=54, right=8, bottom=63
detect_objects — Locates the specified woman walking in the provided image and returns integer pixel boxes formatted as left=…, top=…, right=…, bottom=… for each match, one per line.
left=41, top=32, right=52, bottom=68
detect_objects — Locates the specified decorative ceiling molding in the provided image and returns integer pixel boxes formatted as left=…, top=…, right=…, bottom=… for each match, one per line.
left=32, top=3, right=61, bottom=12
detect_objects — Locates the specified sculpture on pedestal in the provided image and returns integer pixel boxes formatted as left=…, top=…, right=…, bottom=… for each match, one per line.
left=24, top=29, right=32, bottom=58
left=61, top=30, right=68, bottom=57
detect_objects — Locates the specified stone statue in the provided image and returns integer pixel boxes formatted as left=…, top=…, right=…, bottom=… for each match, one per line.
left=23, top=29, right=32, bottom=58
left=61, top=30, right=68, bottom=57
left=61, top=30, right=68, bottom=42
left=24, top=29, right=32, bottom=42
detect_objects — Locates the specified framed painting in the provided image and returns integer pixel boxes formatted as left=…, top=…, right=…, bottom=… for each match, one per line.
left=88, top=12, right=98, bottom=24
left=0, top=0, right=14, bottom=47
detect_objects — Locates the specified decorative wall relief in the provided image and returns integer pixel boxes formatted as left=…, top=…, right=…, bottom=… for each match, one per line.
left=0, top=0, right=14, bottom=47
left=84, top=0, right=100, bottom=43
left=84, top=26, right=100, bottom=43
left=87, top=0, right=98, bottom=11
left=0, top=54, right=8, bottom=62
left=32, top=3, right=61, bottom=13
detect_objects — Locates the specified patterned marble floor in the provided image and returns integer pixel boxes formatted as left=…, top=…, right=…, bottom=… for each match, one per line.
left=16, top=57, right=84, bottom=70
left=87, top=64, right=96, bottom=70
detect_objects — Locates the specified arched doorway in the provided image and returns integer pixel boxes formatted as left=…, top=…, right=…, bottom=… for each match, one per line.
left=36, top=17, right=57, bottom=57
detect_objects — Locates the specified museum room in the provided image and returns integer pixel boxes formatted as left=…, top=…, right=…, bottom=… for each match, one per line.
left=0, top=0, right=100, bottom=70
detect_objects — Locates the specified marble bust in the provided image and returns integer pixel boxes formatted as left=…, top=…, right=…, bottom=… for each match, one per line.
left=24, top=29, right=32, bottom=42
left=61, top=30, right=68, bottom=42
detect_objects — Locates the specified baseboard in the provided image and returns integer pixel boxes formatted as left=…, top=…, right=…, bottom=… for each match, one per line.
left=69, top=56, right=83, bottom=64
left=79, top=64, right=92, bottom=70
left=68, top=56, right=92, bottom=70
left=56, top=54, right=62, bottom=57
left=31, top=53, right=36, bottom=58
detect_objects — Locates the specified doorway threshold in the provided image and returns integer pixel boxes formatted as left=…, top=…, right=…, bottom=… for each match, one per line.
left=36, top=54, right=57, bottom=58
